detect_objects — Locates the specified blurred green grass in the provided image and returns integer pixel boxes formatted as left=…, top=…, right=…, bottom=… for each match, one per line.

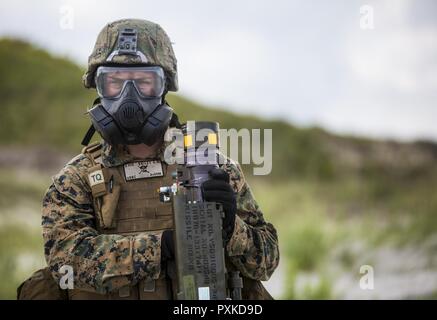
left=251, top=175, right=437, bottom=299
left=0, top=169, right=48, bottom=299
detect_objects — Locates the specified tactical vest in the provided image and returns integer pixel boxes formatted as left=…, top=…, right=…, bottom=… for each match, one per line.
left=68, top=142, right=177, bottom=300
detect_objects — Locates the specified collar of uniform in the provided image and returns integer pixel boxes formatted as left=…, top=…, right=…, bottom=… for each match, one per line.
left=101, top=139, right=169, bottom=168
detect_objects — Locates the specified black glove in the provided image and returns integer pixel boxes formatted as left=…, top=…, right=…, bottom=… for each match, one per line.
left=161, top=230, right=175, bottom=262
left=201, top=168, right=237, bottom=241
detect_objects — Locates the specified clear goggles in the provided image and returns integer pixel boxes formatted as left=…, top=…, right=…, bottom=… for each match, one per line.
left=95, top=66, right=166, bottom=99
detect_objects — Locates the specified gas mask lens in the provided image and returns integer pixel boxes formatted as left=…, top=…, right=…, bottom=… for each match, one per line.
left=95, top=66, right=165, bottom=99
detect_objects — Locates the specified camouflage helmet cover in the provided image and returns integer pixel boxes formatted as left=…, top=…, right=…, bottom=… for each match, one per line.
left=83, top=19, right=178, bottom=91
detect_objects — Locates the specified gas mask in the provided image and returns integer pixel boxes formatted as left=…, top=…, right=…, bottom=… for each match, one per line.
left=88, top=65, right=173, bottom=146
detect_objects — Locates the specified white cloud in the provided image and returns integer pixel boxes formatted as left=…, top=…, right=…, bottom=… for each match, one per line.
left=347, top=1, right=437, bottom=94
left=178, top=28, right=276, bottom=111
left=320, top=0, right=437, bottom=141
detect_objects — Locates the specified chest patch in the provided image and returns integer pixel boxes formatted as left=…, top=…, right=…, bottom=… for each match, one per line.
left=123, top=161, right=164, bottom=181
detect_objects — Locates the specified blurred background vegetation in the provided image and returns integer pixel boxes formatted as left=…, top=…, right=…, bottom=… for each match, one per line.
left=0, top=38, right=436, bottom=299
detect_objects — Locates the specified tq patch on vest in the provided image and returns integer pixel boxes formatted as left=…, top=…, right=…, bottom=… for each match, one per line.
left=123, top=161, right=164, bottom=181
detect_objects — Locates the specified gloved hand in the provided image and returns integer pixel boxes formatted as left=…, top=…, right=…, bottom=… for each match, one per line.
left=201, top=168, right=237, bottom=241
left=161, top=230, right=175, bottom=262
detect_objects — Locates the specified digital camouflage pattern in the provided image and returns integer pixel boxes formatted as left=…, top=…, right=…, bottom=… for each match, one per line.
left=42, top=151, right=163, bottom=294
left=83, top=19, right=178, bottom=91
left=219, top=158, right=280, bottom=280
left=42, top=140, right=280, bottom=294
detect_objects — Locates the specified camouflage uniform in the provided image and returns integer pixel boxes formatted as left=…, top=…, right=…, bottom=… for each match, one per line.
left=42, top=140, right=279, bottom=294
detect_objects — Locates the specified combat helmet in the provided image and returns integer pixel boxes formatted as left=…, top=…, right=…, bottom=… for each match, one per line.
left=83, top=18, right=178, bottom=92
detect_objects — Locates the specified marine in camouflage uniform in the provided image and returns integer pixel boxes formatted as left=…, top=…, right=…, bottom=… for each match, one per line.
left=20, top=18, right=279, bottom=299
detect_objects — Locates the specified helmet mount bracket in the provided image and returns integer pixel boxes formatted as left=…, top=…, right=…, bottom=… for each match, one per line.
left=106, top=28, right=148, bottom=63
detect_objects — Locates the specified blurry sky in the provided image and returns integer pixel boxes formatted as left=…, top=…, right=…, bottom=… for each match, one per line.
left=0, top=0, right=436, bottom=141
